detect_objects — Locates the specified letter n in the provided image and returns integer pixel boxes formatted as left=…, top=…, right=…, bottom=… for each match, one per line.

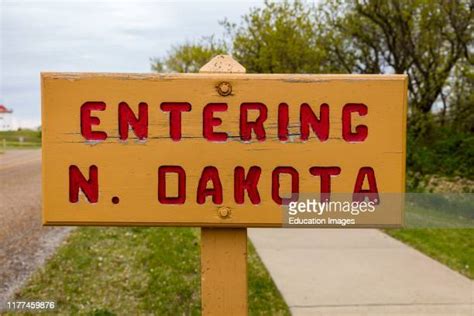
left=69, top=165, right=99, bottom=203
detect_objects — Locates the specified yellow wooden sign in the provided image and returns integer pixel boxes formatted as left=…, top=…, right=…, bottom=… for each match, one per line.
left=42, top=72, right=407, bottom=227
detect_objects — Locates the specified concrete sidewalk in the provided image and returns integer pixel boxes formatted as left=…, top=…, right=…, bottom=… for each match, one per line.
left=249, top=229, right=473, bottom=315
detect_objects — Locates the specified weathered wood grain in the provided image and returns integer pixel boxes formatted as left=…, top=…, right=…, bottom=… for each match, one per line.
left=200, top=55, right=248, bottom=316
left=41, top=65, right=407, bottom=227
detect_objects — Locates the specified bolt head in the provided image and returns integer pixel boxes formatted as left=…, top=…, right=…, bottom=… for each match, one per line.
left=217, top=82, right=232, bottom=96
left=218, top=207, right=231, bottom=218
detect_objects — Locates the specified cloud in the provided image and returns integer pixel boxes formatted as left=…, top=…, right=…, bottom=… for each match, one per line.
left=0, top=0, right=257, bottom=128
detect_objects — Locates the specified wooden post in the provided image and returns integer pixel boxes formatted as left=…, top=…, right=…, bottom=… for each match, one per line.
left=199, top=55, right=248, bottom=316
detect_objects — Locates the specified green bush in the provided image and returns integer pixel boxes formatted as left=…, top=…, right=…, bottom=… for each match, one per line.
left=407, top=125, right=474, bottom=186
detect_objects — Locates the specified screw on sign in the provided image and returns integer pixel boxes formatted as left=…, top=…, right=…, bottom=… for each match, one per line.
left=41, top=55, right=407, bottom=315
left=217, top=81, right=232, bottom=96
left=218, top=206, right=231, bottom=218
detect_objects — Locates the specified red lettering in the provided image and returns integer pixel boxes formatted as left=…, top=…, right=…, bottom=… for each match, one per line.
left=197, top=166, right=223, bottom=204
left=80, top=102, right=107, bottom=141
left=160, top=102, right=192, bottom=141
left=342, top=103, right=368, bottom=142
left=240, top=103, right=268, bottom=141
left=353, top=167, right=379, bottom=202
left=234, top=166, right=261, bottom=204
left=278, top=103, right=289, bottom=141
left=300, top=103, right=329, bottom=141
left=158, top=166, right=186, bottom=204
left=309, top=166, right=341, bottom=201
left=119, top=102, right=148, bottom=140
left=203, top=103, right=228, bottom=141
left=272, top=167, right=299, bottom=205
left=69, top=165, right=98, bottom=203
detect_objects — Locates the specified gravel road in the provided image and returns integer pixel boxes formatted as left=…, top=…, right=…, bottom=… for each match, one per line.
left=0, top=150, right=71, bottom=307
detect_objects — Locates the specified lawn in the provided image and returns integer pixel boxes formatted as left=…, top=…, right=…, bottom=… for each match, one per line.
left=9, top=227, right=290, bottom=315
left=386, top=228, right=474, bottom=279
left=0, top=129, right=41, bottom=150
left=385, top=193, right=474, bottom=279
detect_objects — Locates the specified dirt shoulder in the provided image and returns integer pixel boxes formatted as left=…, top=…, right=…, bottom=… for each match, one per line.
left=0, top=150, right=71, bottom=307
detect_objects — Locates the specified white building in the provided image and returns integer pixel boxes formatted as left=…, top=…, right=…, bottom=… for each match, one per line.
left=0, top=105, right=14, bottom=131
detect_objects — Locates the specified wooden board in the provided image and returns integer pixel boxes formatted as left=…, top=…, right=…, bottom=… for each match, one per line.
left=42, top=73, right=407, bottom=227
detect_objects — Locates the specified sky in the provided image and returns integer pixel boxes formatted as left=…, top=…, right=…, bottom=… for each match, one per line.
left=0, top=0, right=259, bottom=128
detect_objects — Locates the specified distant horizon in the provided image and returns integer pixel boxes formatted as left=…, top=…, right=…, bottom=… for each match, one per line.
left=0, top=0, right=259, bottom=129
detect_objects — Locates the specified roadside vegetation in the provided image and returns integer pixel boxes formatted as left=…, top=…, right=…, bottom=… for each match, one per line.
left=0, top=129, right=41, bottom=150
left=386, top=228, right=473, bottom=279
left=387, top=175, right=474, bottom=279
left=10, top=227, right=290, bottom=315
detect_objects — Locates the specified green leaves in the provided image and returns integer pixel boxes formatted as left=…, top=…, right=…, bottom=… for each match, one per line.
left=150, top=0, right=472, bottom=131
left=151, top=36, right=227, bottom=73
left=322, top=0, right=472, bottom=114
left=224, top=0, right=327, bottom=74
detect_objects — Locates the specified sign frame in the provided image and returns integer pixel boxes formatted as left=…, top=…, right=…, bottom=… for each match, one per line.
left=41, top=59, right=408, bottom=228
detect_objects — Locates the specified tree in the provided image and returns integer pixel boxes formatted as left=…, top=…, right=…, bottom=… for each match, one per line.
left=447, top=62, right=474, bottom=132
left=151, top=0, right=472, bottom=118
left=222, top=0, right=337, bottom=73
left=151, top=37, right=227, bottom=73
left=321, top=0, right=473, bottom=114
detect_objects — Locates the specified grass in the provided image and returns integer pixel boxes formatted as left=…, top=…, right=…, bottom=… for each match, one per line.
left=385, top=194, right=474, bottom=279
left=9, top=227, right=290, bottom=315
left=385, top=228, right=474, bottom=279
left=402, top=197, right=474, bottom=228
left=0, top=129, right=41, bottom=149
